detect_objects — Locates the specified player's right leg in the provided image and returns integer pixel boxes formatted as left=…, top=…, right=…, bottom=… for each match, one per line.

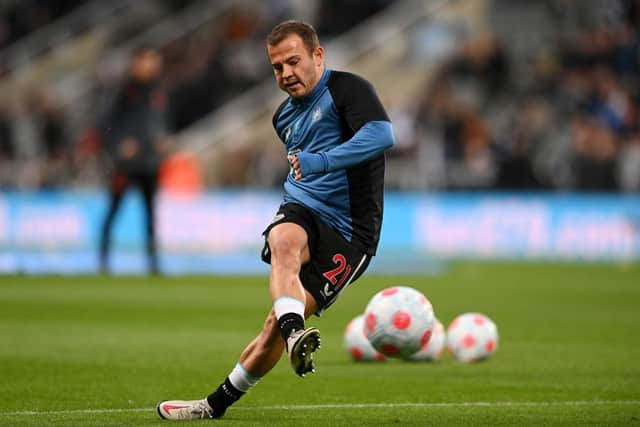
left=267, top=221, right=322, bottom=377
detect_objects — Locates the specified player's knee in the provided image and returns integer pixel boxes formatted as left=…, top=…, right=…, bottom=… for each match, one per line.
left=268, top=239, right=302, bottom=268
left=268, top=224, right=307, bottom=263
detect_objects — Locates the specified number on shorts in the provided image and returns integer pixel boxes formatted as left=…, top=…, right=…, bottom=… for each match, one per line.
left=323, top=254, right=352, bottom=290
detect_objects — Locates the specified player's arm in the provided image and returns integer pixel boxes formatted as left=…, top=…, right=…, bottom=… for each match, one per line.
left=294, top=73, right=394, bottom=176
left=293, top=121, right=393, bottom=175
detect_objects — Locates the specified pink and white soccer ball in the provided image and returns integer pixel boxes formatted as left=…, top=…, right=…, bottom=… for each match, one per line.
left=363, top=286, right=435, bottom=359
left=446, top=312, right=499, bottom=363
left=343, top=315, right=385, bottom=362
left=409, top=318, right=446, bottom=361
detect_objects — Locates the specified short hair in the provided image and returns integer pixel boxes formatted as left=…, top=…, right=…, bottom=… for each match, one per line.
left=266, top=20, right=320, bottom=54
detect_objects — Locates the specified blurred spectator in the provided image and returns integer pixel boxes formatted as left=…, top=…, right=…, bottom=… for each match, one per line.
left=8, top=85, right=71, bottom=189
left=493, top=96, right=551, bottom=189
left=98, top=46, right=172, bottom=275
left=12, top=87, right=46, bottom=189
left=447, top=107, right=496, bottom=189
left=39, top=91, right=71, bottom=188
left=0, top=101, right=15, bottom=188
left=415, top=70, right=496, bottom=189
left=570, top=114, right=619, bottom=191
left=382, top=98, right=423, bottom=189
left=447, top=32, right=510, bottom=102
left=618, top=131, right=640, bottom=192
left=588, top=66, right=635, bottom=135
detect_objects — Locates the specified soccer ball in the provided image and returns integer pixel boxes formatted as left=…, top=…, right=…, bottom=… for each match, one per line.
left=408, top=318, right=446, bottom=361
left=363, top=286, right=435, bottom=359
left=343, top=315, right=385, bottom=362
left=446, top=312, right=499, bottom=363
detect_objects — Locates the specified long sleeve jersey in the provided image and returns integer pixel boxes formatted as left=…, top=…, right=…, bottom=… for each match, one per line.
left=272, top=69, right=394, bottom=255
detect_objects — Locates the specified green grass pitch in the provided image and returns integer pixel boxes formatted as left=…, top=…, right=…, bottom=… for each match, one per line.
left=1, top=262, right=639, bottom=426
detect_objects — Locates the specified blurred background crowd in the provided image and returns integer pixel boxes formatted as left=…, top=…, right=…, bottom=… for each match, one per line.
left=0, top=0, right=639, bottom=192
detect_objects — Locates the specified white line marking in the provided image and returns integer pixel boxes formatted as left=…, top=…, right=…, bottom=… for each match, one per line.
left=1, top=400, right=638, bottom=417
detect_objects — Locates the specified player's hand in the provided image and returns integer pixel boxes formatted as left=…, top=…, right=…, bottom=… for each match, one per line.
left=288, top=154, right=303, bottom=180
left=288, top=151, right=327, bottom=179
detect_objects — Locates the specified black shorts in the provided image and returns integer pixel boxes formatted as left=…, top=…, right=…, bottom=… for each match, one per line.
left=261, top=203, right=371, bottom=316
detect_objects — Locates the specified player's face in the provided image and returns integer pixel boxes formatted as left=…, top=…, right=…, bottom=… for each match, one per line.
left=267, top=34, right=324, bottom=98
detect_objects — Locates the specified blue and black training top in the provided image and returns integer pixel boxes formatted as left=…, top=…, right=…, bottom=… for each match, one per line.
left=272, top=68, right=395, bottom=255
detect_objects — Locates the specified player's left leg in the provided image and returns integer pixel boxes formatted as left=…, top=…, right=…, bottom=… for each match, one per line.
left=99, top=172, right=128, bottom=274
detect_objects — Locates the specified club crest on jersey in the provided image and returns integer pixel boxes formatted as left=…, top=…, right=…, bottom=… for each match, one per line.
left=287, top=148, right=301, bottom=175
left=311, top=106, right=322, bottom=123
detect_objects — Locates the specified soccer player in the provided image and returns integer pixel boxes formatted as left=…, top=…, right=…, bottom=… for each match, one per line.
left=157, top=20, right=394, bottom=420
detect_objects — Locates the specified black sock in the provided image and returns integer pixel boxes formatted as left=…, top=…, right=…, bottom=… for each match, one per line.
left=206, top=378, right=244, bottom=418
left=278, top=312, right=305, bottom=342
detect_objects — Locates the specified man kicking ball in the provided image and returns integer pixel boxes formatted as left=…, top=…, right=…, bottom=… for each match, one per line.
left=157, top=19, right=394, bottom=420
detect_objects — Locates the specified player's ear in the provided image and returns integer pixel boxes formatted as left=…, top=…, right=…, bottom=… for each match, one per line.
left=313, top=46, right=324, bottom=67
